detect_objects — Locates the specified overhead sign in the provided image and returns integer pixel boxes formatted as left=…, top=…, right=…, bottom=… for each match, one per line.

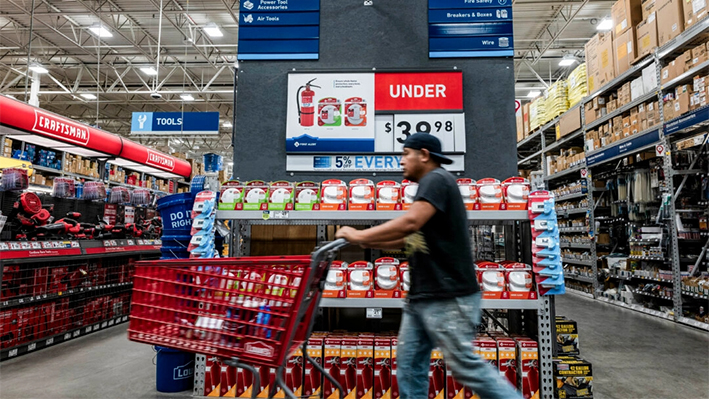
left=664, top=105, right=709, bottom=136
left=428, top=0, right=514, bottom=58
left=238, top=0, right=320, bottom=60
left=286, top=71, right=465, bottom=160
left=130, top=112, right=220, bottom=135
left=586, top=129, right=660, bottom=166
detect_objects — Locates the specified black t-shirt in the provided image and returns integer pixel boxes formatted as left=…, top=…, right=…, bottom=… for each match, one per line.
left=407, top=168, right=480, bottom=300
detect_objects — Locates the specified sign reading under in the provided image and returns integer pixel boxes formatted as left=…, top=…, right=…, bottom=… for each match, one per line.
left=130, top=112, right=219, bottom=135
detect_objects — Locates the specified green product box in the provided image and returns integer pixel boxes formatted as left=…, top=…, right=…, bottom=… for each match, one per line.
left=218, top=180, right=243, bottom=211
left=294, top=181, right=321, bottom=211
left=242, top=180, right=269, bottom=211
left=268, top=181, right=294, bottom=211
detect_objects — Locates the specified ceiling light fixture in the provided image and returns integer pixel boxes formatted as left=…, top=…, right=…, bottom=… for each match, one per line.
left=28, top=63, right=48, bottom=74
left=527, top=90, right=542, bottom=98
left=204, top=23, right=223, bottom=37
left=596, top=18, right=612, bottom=31
left=140, top=66, right=158, bottom=75
left=559, top=54, right=577, bottom=67
left=180, top=93, right=195, bottom=101
left=89, top=23, right=113, bottom=38
left=80, top=93, right=97, bottom=100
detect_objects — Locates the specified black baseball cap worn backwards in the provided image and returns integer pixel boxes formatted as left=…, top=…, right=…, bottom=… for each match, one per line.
left=403, top=133, right=454, bottom=165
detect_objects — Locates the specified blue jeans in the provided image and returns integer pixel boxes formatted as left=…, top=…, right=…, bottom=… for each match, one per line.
left=397, top=292, right=524, bottom=399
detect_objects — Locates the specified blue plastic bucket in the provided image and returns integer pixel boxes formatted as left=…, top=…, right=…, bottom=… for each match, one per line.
left=161, top=234, right=191, bottom=259
left=203, top=153, right=223, bottom=172
left=160, top=249, right=190, bottom=259
left=155, top=346, right=195, bottom=392
left=190, top=175, right=206, bottom=195
left=157, top=193, right=194, bottom=234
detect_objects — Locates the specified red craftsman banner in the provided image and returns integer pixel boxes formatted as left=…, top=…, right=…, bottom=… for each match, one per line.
left=0, top=96, right=191, bottom=177
left=374, top=71, right=463, bottom=113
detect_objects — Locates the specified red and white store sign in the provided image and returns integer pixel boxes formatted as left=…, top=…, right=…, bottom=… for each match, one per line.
left=0, top=95, right=191, bottom=177
left=374, top=72, right=463, bottom=112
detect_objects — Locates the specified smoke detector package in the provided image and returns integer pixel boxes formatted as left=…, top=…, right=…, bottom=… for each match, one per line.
left=320, top=179, right=348, bottom=211
left=347, top=261, right=374, bottom=298
left=295, top=181, right=321, bottom=211
left=349, top=179, right=375, bottom=211
left=268, top=181, right=294, bottom=211
left=456, top=178, right=478, bottom=210
left=218, top=180, right=243, bottom=210
left=322, top=261, right=348, bottom=298
left=475, top=261, right=507, bottom=299
left=375, top=181, right=402, bottom=211
left=501, top=261, right=537, bottom=300
left=400, top=262, right=410, bottom=294
left=401, top=180, right=418, bottom=210
left=476, top=178, right=503, bottom=210
left=502, top=177, right=531, bottom=210
left=242, top=180, right=269, bottom=211
left=374, top=257, right=401, bottom=298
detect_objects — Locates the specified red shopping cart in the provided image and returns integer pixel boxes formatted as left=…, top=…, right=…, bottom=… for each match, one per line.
left=128, top=239, right=349, bottom=399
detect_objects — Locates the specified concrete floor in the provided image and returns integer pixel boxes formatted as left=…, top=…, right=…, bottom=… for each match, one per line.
left=0, top=294, right=707, bottom=399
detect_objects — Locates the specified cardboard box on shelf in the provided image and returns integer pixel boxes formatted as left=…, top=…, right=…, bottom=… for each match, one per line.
left=615, top=28, right=638, bottom=75
left=642, top=0, right=657, bottom=19
left=631, top=76, right=645, bottom=100
left=691, top=44, right=709, bottom=66
left=517, top=112, right=525, bottom=142
left=661, top=64, right=675, bottom=84
left=553, top=356, right=594, bottom=399
left=684, top=0, right=708, bottom=29
left=613, top=0, right=644, bottom=36
left=585, top=34, right=601, bottom=92
left=523, top=103, right=531, bottom=135
left=599, top=32, right=617, bottom=86
left=675, top=87, right=692, bottom=115
left=636, top=15, right=659, bottom=59
left=657, top=0, right=685, bottom=45
left=677, top=50, right=693, bottom=73
left=558, top=105, right=582, bottom=138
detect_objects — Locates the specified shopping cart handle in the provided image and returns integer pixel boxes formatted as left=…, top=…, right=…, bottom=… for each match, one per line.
left=315, top=238, right=349, bottom=255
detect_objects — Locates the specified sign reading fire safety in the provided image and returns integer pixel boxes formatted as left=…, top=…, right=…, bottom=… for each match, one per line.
left=286, top=70, right=465, bottom=172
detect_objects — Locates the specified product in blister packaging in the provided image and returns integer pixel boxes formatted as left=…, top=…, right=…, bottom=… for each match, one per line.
left=349, top=179, right=375, bottom=211
left=399, top=262, right=410, bottom=295
left=476, top=178, right=503, bottom=210
left=294, top=181, right=320, bottom=211
left=268, top=181, right=294, bottom=211
left=456, top=178, right=478, bottom=210
left=375, top=181, right=402, bottom=211
left=322, top=260, right=348, bottom=298
left=218, top=180, right=244, bottom=211
left=242, top=181, right=269, bottom=211
left=502, top=177, right=530, bottom=210
left=532, top=218, right=558, bottom=233
left=401, top=180, right=418, bottom=210
left=527, top=190, right=556, bottom=218
left=132, top=189, right=151, bottom=205
left=374, top=257, right=401, bottom=298
left=347, top=261, right=374, bottom=298
left=191, top=215, right=215, bottom=236
left=52, top=177, right=76, bottom=198
left=192, top=191, right=217, bottom=218
left=1, top=168, right=29, bottom=191
left=501, top=261, right=537, bottom=300
left=190, top=191, right=218, bottom=259
left=83, top=181, right=107, bottom=200
left=475, top=261, right=507, bottom=299
left=108, top=186, right=131, bottom=204
left=321, top=179, right=348, bottom=211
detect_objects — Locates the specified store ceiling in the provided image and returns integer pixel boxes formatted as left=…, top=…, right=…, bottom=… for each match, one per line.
left=0, top=0, right=614, bottom=157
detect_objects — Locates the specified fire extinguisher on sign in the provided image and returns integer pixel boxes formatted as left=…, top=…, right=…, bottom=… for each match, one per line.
left=297, top=78, right=320, bottom=127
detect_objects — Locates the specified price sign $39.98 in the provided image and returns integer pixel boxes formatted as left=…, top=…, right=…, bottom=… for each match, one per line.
left=380, top=114, right=457, bottom=152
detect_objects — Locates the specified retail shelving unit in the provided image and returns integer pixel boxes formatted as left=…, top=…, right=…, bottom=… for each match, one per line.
left=199, top=210, right=560, bottom=398
left=517, top=19, right=709, bottom=331
left=0, top=239, right=161, bottom=360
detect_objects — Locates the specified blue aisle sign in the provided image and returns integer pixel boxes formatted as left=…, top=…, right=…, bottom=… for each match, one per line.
left=130, top=112, right=220, bottom=135
left=664, top=105, right=709, bottom=136
left=586, top=129, right=660, bottom=166
left=238, top=0, right=320, bottom=60
left=428, top=0, right=514, bottom=58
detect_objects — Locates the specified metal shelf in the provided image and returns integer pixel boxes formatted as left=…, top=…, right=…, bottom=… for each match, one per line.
left=677, top=316, right=709, bottom=331
left=586, top=127, right=661, bottom=167
left=517, top=128, right=544, bottom=150
left=658, top=17, right=709, bottom=59
left=0, top=282, right=133, bottom=310
left=560, top=242, right=592, bottom=249
left=596, top=296, right=674, bottom=321
left=555, top=192, right=588, bottom=202
left=586, top=91, right=658, bottom=131
left=563, top=258, right=595, bottom=267
left=216, top=210, right=530, bottom=222
left=565, top=273, right=595, bottom=284
left=662, top=59, right=709, bottom=90
left=586, top=57, right=654, bottom=101
left=664, top=104, right=709, bottom=137
left=628, top=255, right=665, bottom=261
left=629, top=289, right=673, bottom=301
left=543, top=129, right=584, bottom=154
left=318, top=297, right=541, bottom=310
left=632, top=274, right=673, bottom=284
left=518, top=149, right=543, bottom=166
left=557, top=208, right=589, bottom=217
left=565, top=286, right=594, bottom=299
left=545, top=164, right=586, bottom=182
left=559, top=226, right=588, bottom=233
left=681, top=290, right=709, bottom=300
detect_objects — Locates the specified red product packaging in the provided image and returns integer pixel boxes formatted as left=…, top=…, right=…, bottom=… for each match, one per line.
left=374, top=338, right=392, bottom=399
left=349, top=179, right=375, bottom=211
left=48, top=266, right=69, bottom=294
left=347, top=261, right=374, bottom=299
left=357, top=337, right=375, bottom=399
left=323, top=261, right=348, bottom=298
left=475, top=178, right=503, bottom=210
left=0, top=309, right=18, bottom=349
left=32, top=267, right=49, bottom=296
left=502, top=177, right=530, bottom=210
left=457, top=178, right=478, bottom=210
left=527, top=190, right=555, bottom=220
left=501, top=261, right=537, bottom=300
left=323, top=336, right=343, bottom=399
left=340, top=337, right=359, bottom=398
left=274, top=346, right=303, bottom=397
left=321, top=179, right=348, bottom=211
left=391, top=338, right=399, bottom=399
left=474, top=261, right=508, bottom=299
left=255, top=367, right=277, bottom=398
left=204, top=356, right=220, bottom=396
left=495, top=337, right=518, bottom=388
left=401, top=180, right=418, bottom=210
left=303, top=337, right=323, bottom=398
left=515, top=338, right=539, bottom=399
left=16, top=306, right=37, bottom=345
left=429, top=348, right=446, bottom=399
left=374, top=258, right=401, bottom=298
left=470, top=338, right=498, bottom=399
left=376, top=181, right=402, bottom=211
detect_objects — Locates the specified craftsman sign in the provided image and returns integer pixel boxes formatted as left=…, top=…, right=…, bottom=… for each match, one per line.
left=32, top=110, right=90, bottom=146
left=146, top=150, right=176, bottom=171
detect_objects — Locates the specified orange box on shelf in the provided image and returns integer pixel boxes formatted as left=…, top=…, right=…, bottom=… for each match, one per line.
left=501, top=261, right=538, bottom=300
left=303, top=337, right=323, bottom=399
left=502, top=177, right=530, bottom=210
left=374, top=338, right=393, bottom=399
left=356, top=337, right=375, bottom=399
left=496, top=337, right=518, bottom=388
left=373, top=257, right=402, bottom=299
left=323, top=337, right=343, bottom=399
left=321, top=179, right=348, bottom=211
left=400, top=180, right=418, bottom=210
left=475, top=261, right=509, bottom=299
left=349, top=179, right=375, bottom=211
left=473, top=178, right=503, bottom=211
left=375, top=181, right=402, bottom=211
left=456, top=178, right=477, bottom=210
left=322, top=260, right=348, bottom=298
left=340, top=338, right=358, bottom=398
left=429, top=348, right=446, bottom=399
left=347, top=261, right=374, bottom=299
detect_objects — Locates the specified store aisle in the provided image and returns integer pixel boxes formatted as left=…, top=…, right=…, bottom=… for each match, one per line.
left=557, top=292, right=709, bottom=399
left=0, top=324, right=192, bottom=399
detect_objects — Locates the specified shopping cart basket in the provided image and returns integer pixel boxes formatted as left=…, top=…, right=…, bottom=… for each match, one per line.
left=128, top=239, right=349, bottom=399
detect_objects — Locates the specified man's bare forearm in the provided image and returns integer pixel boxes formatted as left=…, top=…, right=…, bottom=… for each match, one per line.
left=361, top=238, right=405, bottom=250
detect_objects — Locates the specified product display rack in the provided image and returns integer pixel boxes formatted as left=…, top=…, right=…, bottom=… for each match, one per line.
left=0, top=240, right=161, bottom=361
left=194, top=209, right=560, bottom=398
left=518, top=20, right=709, bottom=331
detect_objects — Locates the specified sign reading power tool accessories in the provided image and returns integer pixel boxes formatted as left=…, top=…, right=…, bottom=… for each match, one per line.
left=285, top=71, right=466, bottom=172
left=428, top=0, right=514, bottom=58
left=237, top=0, right=320, bottom=60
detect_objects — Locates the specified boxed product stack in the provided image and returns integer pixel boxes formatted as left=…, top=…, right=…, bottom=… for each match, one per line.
left=567, top=63, right=588, bottom=107
left=2, top=138, right=12, bottom=158
left=553, top=316, right=593, bottom=399
left=529, top=96, right=547, bottom=131
left=545, top=80, right=570, bottom=121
